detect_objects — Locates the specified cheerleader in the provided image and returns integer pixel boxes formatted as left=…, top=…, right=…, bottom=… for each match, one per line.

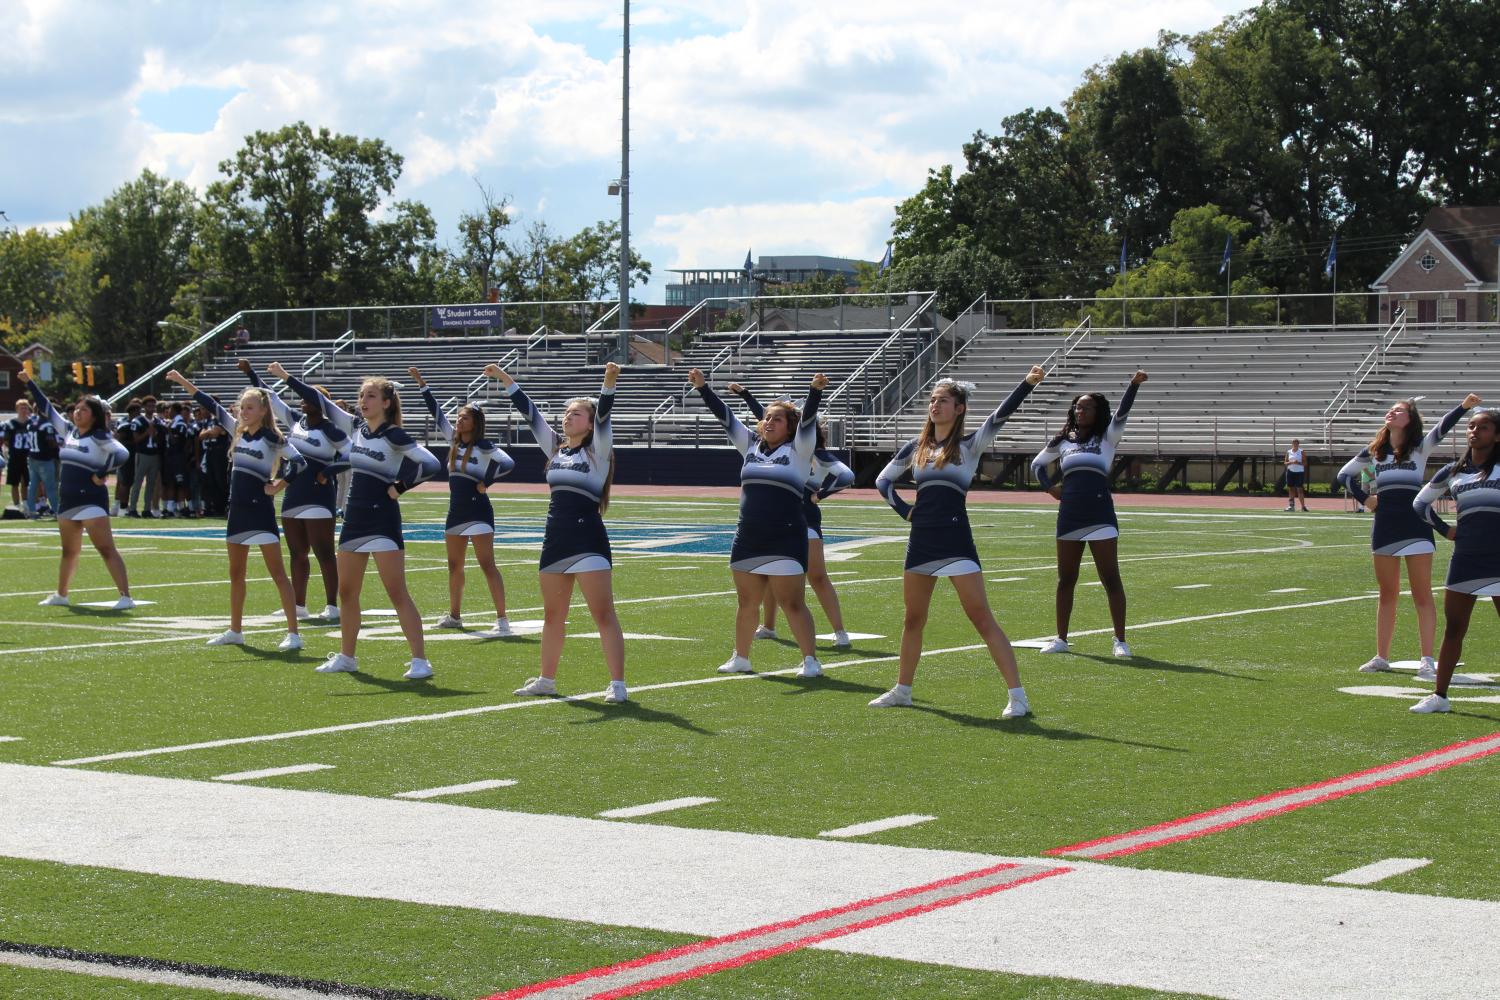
left=870, top=368, right=1045, bottom=716
left=21, top=370, right=135, bottom=610
left=1030, top=370, right=1147, bottom=658
left=1409, top=409, right=1500, bottom=713
left=313, top=376, right=442, bottom=679
left=689, top=369, right=828, bottom=678
left=727, top=383, right=855, bottom=649
left=164, top=370, right=303, bottom=650
left=248, top=360, right=349, bottom=622
left=1338, top=393, right=1479, bottom=679
left=408, top=367, right=516, bottom=636
left=485, top=362, right=627, bottom=702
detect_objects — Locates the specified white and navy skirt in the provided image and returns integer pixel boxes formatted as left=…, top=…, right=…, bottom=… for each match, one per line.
left=282, top=472, right=337, bottom=520
left=1445, top=528, right=1500, bottom=595
left=58, top=477, right=111, bottom=522
left=227, top=496, right=281, bottom=546
left=1371, top=488, right=1435, bottom=556
left=446, top=481, right=496, bottom=538
left=803, top=497, right=825, bottom=541
left=1057, top=474, right=1119, bottom=542
left=904, top=516, right=981, bottom=577
left=340, top=485, right=403, bottom=553
left=540, top=491, right=611, bottom=573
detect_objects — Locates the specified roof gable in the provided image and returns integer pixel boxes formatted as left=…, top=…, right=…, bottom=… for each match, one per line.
left=1370, top=228, right=1484, bottom=289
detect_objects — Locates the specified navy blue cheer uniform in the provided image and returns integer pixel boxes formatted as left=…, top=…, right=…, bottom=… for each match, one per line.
left=419, top=386, right=515, bottom=536
left=1031, top=379, right=1140, bottom=542
left=732, top=387, right=854, bottom=540
left=698, top=383, right=823, bottom=575
left=1415, top=458, right=1500, bottom=596
left=319, top=399, right=440, bottom=554
left=879, top=375, right=1036, bottom=576
left=507, top=379, right=614, bottom=574
left=194, top=390, right=305, bottom=545
left=27, top=381, right=126, bottom=522
left=245, top=370, right=350, bottom=520
left=1338, top=403, right=1469, bottom=557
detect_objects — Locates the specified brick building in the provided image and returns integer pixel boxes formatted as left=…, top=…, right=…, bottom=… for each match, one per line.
left=1369, top=206, right=1500, bottom=325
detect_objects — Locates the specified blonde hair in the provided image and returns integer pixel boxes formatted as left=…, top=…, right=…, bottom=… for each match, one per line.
left=915, top=381, right=967, bottom=468
left=231, top=387, right=283, bottom=476
left=361, top=377, right=402, bottom=427
left=564, top=396, right=614, bottom=514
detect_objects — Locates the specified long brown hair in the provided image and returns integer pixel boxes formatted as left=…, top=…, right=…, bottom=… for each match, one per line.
left=1368, top=399, right=1423, bottom=462
left=566, top=396, right=615, bottom=514
left=361, top=377, right=402, bottom=427
left=757, top=401, right=801, bottom=451
left=915, top=381, right=967, bottom=468
left=449, top=404, right=485, bottom=472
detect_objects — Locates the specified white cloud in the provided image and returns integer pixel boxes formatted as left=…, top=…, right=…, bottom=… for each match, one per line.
left=647, top=197, right=896, bottom=268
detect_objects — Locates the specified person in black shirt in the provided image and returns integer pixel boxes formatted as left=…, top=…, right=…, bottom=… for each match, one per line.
left=126, top=396, right=162, bottom=516
left=4, top=398, right=33, bottom=508
left=26, top=400, right=61, bottom=517
left=112, top=400, right=140, bottom=516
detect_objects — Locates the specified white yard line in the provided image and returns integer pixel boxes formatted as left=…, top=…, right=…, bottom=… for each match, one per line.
left=0, top=948, right=378, bottom=1000
left=1268, top=587, right=1308, bottom=594
left=820, top=814, right=936, bottom=839
left=52, top=593, right=1381, bottom=767
left=0, top=737, right=21, bottom=743
left=1173, top=584, right=1212, bottom=590
left=2, top=763, right=1495, bottom=1000
left=212, top=764, right=334, bottom=783
left=393, top=779, right=517, bottom=800
left=1325, top=858, right=1432, bottom=886
left=598, top=797, right=719, bottom=819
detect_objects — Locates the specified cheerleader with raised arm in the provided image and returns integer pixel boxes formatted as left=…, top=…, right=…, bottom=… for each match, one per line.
left=312, top=376, right=442, bottom=679
left=1409, top=409, right=1500, bottom=713
left=689, top=369, right=828, bottom=678
left=22, top=370, right=135, bottom=610
left=245, top=360, right=350, bottom=622
left=870, top=368, right=1044, bottom=716
left=165, top=370, right=303, bottom=650
left=408, top=367, right=516, bottom=636
left=1338, top=394, right=1480, bottom=679
left=485, top=362, right=628, bottom=702
left=1030, top=370, right=1147, bottom=658
left=727, top=383, right=856, bottom=649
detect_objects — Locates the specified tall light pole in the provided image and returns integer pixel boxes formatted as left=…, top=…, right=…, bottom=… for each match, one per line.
left=617, top=0, right=631, bottom=361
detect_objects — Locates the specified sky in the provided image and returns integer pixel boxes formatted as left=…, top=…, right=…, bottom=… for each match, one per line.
left=1, top=0, right=1251, bottom=305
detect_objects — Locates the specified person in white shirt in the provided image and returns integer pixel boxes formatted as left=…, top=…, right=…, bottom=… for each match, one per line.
left=1284, top=439, right=1309, bottom=512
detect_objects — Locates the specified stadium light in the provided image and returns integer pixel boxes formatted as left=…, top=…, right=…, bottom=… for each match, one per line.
left=607, top=180, right=621, bottom=196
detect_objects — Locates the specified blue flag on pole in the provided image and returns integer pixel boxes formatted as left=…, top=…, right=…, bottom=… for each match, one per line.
left=743, top=248, right=753, bottom=272
left=1118, top=237, right=1128, bottom=276
left=1324, top=234, right=1337, bottom=277
left=879, top=244, right=893, bottom=275
left=1219, top=235, right=1232, bottom=275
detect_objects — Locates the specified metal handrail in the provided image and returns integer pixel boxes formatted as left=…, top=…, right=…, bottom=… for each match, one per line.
left=1322, top=308, right=1405, bottom=426
left=108, top=312, right=245, bottom=406
left=328, top=329, right=356, bottom=372
left=864, top=293, right=991, bottom=427
left=1041, top=315, right=1092, bottom=373
left=301, top=352, right=326, bottom=377
left=465, top=373, right=490, bottom=403
left=585, top=302, right=621, bottom=335
left=651, top=396, right=676, bottom=419
left=822, top=291, right=939, bottom=409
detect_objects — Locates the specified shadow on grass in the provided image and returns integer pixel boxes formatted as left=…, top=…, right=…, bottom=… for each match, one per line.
left=1069, top=651, right=1265, bottom=681
left=909, top=705, right=1189, bottom=752
left=563, top=698, right=716, bottom=736
left=759, top=673, right=888, bottom=696
left=326, top=672, right=483, bottom=698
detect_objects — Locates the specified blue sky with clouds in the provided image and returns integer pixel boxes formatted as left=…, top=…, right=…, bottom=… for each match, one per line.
left=2, top=0, right=1250, bottom=304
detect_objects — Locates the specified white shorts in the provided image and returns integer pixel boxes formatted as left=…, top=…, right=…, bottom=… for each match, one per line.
left=446, top=522, right=495, bottom=537
left=60, top=505, right=109, bottom=522
left=228, top=530, right=280, bottom=547
left=732, top=557, right=806, bottom=577
left=284, top=505, right=336, bottom=520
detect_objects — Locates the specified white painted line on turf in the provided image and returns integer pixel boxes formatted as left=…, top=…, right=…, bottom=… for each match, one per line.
left=1339, top=686, right=1500, bottom=703
left=76, top=599, right=157, bottom=609
left=0, top=947, right=378, bottom=1000
left=1325, top=858, right=1432, bottom=886
left=52, top=593, right=1388, bottom=767
left=818, top=631, right=883, bottom=642
left=820, top=814, right=936, bottom=839
left=1173, top=584, right=1211, bottom=590
left=212, top=764, right=335, bottom=783
left=1268, top=587, right=1308, bottom=594
left=989, top=576, right=1027, bottom=583
left=0, top=736, right=21, bottom=743
left=599, top=797, right=719, bottom=819
left=393, top=779, right=517, bottom=800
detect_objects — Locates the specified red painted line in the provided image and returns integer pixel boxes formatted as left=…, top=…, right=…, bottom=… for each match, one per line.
left=1048, top=731, right=1500, bottom=859
left=480, top=864, right=1070, bottom=1000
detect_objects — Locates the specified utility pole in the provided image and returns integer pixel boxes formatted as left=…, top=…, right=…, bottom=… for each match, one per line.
left=617, top=0, right=631, bottom=361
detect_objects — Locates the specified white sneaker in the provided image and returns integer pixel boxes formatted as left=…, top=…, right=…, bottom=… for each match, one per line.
left=1416, top=657, right=1438, bottom=681
left=294, top=605, right=312, bottom=621
left=716, top=655, right=753, bottom=674
left=796, top=656, right=823, bottom=678
left=436, top=613, right=463, bottom=629
left=315, top=652, right=359, bottom=673
left=603, top=681, right=628, bottom=704
left=403, top=658, right=434, bottom=680
left=278, top=633, right=304, bottom=652
left=1039, top=638, right=1070, bottom=654
left=753, top=625, right=778, bottom=640
left=869, top=686, right=913, bottom=708
left=38, top=593, right=70, bottom=607
left=111, top=595, right=136, bottom=611
left=488, top=617, right=513, bottom=637
left=1409, top=693, right=1451, bottom=714
left=833, top=630, right=852, bottom=650
left=207, top=630, right=245, bottom=646
left=1112, top=638, right=1132, bottom=659
left=1001, top=695, right=1031, bottom=719
left=514, top=676, right=557, bottom=696
left=1358, top=656, right=1391, bottom=673
left=320, top=604, right=340, bottom=622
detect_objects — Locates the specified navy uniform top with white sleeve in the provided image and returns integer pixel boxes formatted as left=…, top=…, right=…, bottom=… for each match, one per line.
left=419, top=387, right=515, bottom=536
left=878, top=376, right=1036, bottom=576
left=1338, top=403, right=1468, bottom=556
left=194, top=390, right=305, bottom=545
left=245, top=369, right=350, bottom=519
left=506, top=379, right=614, bottom=574
left=698, top=383, right=823, bottom=575
left=26, top=380, right=126, bottom=522
left=314, top=397, right=440, bottom=554
left=1031, top=380, right=1140, bottom=542
left=1414, top=456, right=1500, bottom=596
left=732, top=387, right=854, bottom=540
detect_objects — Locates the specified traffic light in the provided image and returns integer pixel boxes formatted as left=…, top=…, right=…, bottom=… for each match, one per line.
left=71, top=361, right=84, bottom=384
left=115, top=363, right=126, bottom=384
left=86, top=365, right=96, bottom=387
